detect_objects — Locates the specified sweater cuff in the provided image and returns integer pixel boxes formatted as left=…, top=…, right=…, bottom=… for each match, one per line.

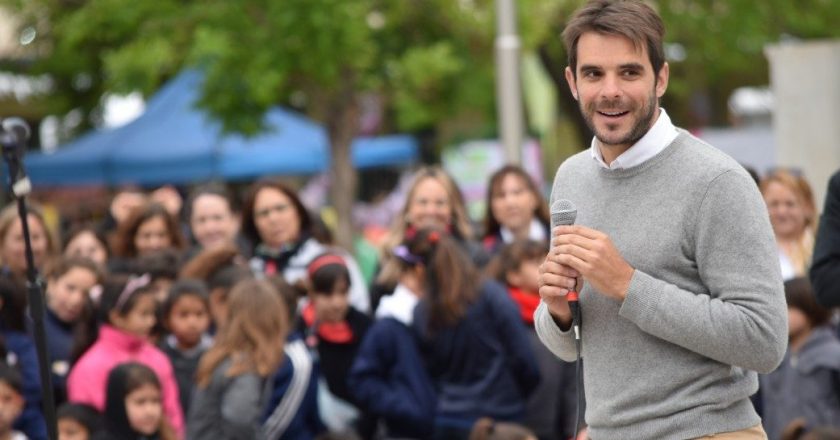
left=618, top=269, right=662, bottom=324
left=534, top=302, right=576, bottom=362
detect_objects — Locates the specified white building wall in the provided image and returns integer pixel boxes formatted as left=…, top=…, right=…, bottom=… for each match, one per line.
left=765, top=40, right=840, bottom=210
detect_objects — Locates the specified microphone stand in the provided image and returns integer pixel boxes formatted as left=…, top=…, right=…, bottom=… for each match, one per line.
left=1, top=127, right=57, bottom=440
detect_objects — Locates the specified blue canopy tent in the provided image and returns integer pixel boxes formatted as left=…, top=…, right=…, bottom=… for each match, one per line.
left=24, top=70, right=418, bottom=186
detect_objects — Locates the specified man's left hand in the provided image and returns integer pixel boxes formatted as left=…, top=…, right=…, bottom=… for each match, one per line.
left=552, top=225, right=635, bottom=301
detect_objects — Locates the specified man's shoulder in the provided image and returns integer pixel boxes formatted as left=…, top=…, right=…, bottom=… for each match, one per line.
left=670, top=129, right=755, bottom=185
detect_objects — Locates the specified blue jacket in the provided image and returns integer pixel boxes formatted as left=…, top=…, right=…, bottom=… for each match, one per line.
left=262, top=337, right=324, bottom=440
left=348, top=316, right=436, bottom=438
left=43, top=309, right=74, bottom=404
left=415, top=280, right=540, bottom=429
left=5, top=330, right=48, bottom=440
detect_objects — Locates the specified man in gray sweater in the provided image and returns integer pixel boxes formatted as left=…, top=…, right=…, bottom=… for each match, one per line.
left=535, top=1, right=788, bottom=439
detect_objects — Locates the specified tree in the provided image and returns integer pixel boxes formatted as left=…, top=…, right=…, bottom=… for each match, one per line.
left=5, top=0, right=560, bottom=250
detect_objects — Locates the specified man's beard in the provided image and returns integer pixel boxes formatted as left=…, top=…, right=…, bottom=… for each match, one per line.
left=581, top=87, right=658, bottom=148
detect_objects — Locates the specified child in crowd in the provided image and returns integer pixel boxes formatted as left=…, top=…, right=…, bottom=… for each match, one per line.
left=135, top=249, right=182, bottom=344
left=0, top=362, right=27, bottom=440
left=365, top=228, right=539, bottom=439
left=44, top=257, right=102, bottom=405
left=179, top=244, right=252, bottom=332
left=67, top=274, right=184, bottom=438
left=94, top=362, right=177, bottom=440
left=300, top=254, right=371, bottom=433
left=159, top=279, right=212, bottom=415
left=57, top=403, right=102, bottom=440
left=485, top=241, right=580, bottom=440
left=187, top=279, right=288, bottom=440
left=761, top=277, right=840, bottom=439
left=0, top=279, right=46, bottom=440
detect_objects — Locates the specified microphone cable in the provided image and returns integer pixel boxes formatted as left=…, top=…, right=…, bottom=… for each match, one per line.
left=567, top=291, right=583, bottom=440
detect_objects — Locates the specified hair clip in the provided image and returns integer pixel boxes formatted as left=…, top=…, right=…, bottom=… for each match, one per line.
left=115, top=273, right=151, bottom=310
left=428, top=231, right=440, bottom=244
left=393, top=245, right=423, bottom=265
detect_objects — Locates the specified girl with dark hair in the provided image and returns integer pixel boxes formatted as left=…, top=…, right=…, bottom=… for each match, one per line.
left=187, top=279, right=288, bottom=440
left=109, top=203, right=186, bottom=274
left=159, top=279, right=212, bottom=415
left=178, top=244, right=252, bottom=331
left=43, top=257, right=103, bottom=405
left=57, top=403, right=103, bottom=440
left=67, top=275, right=184, bottom=438
left=0, top=278, right=47, bottom=439
left=353, top=228, right=540, bottom=440
left=481, top=165, right=550, bottom=255
left=298, top=254, right=371, bottom=433
left=93, top=362, right=177, bottom=440
left=241, top=179, right=370, bottom=314
left=760, top=277, right=840, bottom=439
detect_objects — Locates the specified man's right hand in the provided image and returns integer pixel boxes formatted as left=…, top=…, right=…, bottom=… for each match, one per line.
left=539, top=251, right=582, bottom=330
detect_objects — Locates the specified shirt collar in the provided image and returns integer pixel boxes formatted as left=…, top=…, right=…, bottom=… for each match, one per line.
left=499, top=218, right=547, bottom=244
left=589, top=108, right=678, bottom=170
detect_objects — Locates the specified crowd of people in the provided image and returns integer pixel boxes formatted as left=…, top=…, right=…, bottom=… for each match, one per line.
left=0, top=165, right=568, bottom=440
left=0, top=159, right=835, bottom=440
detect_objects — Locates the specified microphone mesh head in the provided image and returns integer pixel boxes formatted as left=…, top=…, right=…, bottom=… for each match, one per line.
left=550, top=199, right=577, bottom=227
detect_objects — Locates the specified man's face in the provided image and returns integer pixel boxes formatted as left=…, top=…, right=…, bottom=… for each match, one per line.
left=565, top=32, right=669, bottom=155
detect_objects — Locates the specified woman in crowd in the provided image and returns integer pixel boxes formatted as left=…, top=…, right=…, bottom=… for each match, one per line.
left=63, top=225, right=109, bottom=269
left=373, top=166, right=488, bottom=309
left=183, top=184, right=243, bottom=262
left=110, top=203, right=186, bottom=274
left=0, top=202, right=59, bottom=283
left=241, top=179, right=369, bottom=314
left=481, top=165, right=550, bottom=255
left=760, top=170, right=818, bottom=280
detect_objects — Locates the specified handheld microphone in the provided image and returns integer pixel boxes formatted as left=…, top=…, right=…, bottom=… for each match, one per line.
left=550, top=198, right=584, bottom=437
left=550, top=199, right=579, bottom=303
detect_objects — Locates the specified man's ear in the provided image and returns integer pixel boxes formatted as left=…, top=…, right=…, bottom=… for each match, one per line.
left=655, top=61, right=670, bottom=98
left=565, top=66, right=579, bottom=101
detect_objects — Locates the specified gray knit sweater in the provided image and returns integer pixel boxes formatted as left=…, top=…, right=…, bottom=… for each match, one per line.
left=535, top=131, right=788, bottom=440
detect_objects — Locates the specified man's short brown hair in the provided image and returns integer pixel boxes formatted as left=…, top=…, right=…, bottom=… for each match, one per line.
left=563, top=0, right=666, bottom=77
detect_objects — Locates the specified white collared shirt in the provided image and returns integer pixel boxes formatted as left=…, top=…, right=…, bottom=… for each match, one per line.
left=589, top=108, right=679, bottom=170
left=500, top=218, right=547, bottom=244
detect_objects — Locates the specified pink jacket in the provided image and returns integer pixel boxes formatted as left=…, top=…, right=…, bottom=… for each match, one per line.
left=67, top=325, right=185, bottom=439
